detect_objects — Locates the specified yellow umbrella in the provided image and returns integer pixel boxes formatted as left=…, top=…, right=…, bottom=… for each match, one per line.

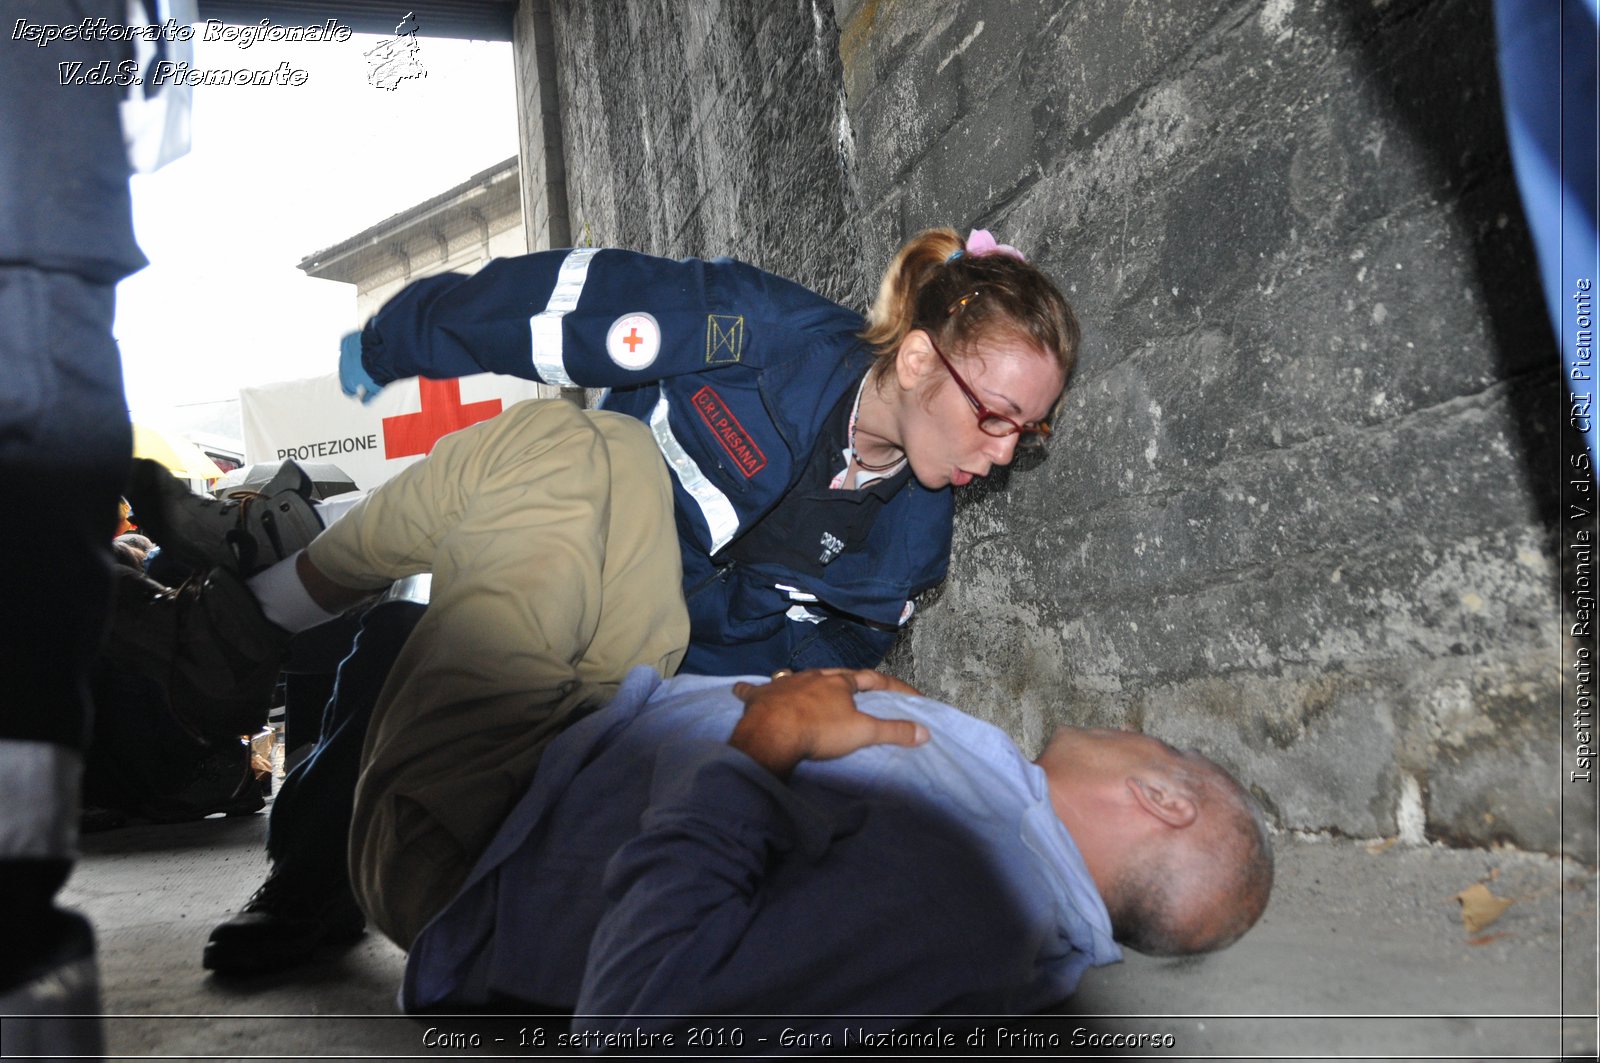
left=132, top=423, right=224, bottom=481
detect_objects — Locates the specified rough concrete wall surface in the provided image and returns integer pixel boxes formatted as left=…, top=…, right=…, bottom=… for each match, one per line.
left=513, top=0, right=570, bottom=250
left=838, top=0, right=1589, bottom=859
left=538, top=0, right=1591, bottom=858
left=548, top=0, right=867, bottom=302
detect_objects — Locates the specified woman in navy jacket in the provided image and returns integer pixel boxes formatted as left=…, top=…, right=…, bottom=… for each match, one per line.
left=337, top=227, right=1078, bottom=673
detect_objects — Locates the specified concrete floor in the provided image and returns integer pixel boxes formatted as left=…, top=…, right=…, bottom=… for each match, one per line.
left=54, top=796, right=1600, bottom=1061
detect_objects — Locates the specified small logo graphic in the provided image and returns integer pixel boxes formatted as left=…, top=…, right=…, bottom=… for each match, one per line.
left=705, top=314, right=745, bottom=364
left=365, top=11, right=426, bottom=90
left=818, top=531, right=845, bottom=565
left=606, top=312, right=661, bottom=370
left=691, top=386, right=767, bottom=477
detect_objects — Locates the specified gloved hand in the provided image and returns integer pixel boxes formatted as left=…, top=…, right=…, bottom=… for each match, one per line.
left=339, top=331, right=382, bottom=404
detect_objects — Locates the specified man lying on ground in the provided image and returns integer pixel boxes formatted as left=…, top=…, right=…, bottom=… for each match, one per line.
left=125, top=399, right=1271, bottom=1026
left=375, top=666, right=1273, bottom=1035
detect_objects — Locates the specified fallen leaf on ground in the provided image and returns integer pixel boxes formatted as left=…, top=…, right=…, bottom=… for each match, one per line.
left=1454, top=882, right=1514, bottom=934
left=1365, top=837, right=1397, bottom=854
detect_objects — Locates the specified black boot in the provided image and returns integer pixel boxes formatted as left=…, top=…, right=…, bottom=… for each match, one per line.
left=203, top=867, right=365, bottom=975
left=0, top=906, right=104, bottom=1058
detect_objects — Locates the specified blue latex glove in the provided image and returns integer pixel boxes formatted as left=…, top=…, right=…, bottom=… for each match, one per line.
left=339, top=330, right=382, bottom=404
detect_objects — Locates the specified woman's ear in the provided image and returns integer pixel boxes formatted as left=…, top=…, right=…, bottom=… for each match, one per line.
left=1126, top=775, right=1198, bottom=829
left=896, top=329, right=937, bottom=392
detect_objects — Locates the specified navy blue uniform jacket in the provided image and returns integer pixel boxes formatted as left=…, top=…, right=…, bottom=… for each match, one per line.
left=355, top=247, right=954, bottom=673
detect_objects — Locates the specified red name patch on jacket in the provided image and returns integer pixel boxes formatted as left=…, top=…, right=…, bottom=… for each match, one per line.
left=691, top=385, right=767, bottom=477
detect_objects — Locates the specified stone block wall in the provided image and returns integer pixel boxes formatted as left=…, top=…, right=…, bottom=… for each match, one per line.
left=529, top=0, right=1590, bottom=857
left=544, top=0, right=867, bottom=299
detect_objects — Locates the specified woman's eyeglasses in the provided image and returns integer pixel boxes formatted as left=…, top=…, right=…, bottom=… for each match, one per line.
left=929, top=289, right=1051, bottom=447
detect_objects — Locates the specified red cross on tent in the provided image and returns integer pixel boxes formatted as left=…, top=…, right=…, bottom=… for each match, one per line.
left=382, top=377, right=503, bottom=459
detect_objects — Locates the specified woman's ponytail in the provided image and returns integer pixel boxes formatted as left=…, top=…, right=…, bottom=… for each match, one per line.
left=862, top=227, right=1079, bottom=386
left=862, top=228, right=966, bottom=359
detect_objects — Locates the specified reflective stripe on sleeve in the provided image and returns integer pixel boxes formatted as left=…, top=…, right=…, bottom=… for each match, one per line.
left=0, top=740, right=82, bottom=859
left=528, top=247, right=601, bottom=386
left=649, top=394, right=740, bottom=554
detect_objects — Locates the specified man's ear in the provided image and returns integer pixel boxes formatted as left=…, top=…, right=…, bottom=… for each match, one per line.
left=1126, top=775, right=1198, bottom=828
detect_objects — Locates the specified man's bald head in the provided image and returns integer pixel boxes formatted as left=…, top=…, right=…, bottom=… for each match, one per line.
left=1035, top=727, right=1273, bottom=957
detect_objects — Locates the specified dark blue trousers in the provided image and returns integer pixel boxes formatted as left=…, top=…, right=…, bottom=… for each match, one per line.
left=267, top=601, right=427, bottom=889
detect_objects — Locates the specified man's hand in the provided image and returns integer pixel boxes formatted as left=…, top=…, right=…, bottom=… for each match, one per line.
left=728, top=669, right=929, bottom=778
left=844, top=668, right=924, bottom=698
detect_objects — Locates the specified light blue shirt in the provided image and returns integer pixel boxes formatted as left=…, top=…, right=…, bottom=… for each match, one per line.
left=403, top=668, right=1121, bottom=1035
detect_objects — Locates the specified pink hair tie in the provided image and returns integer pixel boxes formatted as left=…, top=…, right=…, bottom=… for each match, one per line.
left=964, top=228, right=1026, bottom=261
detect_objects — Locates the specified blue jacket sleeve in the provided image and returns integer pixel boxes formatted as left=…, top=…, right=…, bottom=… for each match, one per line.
left=571, top=737, right=1046, bottom=1035
left=572, top=739, right=836, bottom=1028
left=358, top=248, right=834, bottom=389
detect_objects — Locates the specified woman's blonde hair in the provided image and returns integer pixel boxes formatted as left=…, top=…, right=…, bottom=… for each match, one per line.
left=861, top=227, right=1079, bottom=389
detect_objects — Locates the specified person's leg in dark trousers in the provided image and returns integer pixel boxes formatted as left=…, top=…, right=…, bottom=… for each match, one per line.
left=204, top=598, right=426, bottom=975
left=0, top=1, right=148, bottom=1054
left=272, top=601, right=426, bottom=882
left=280, top=610, right=368, bottom=771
